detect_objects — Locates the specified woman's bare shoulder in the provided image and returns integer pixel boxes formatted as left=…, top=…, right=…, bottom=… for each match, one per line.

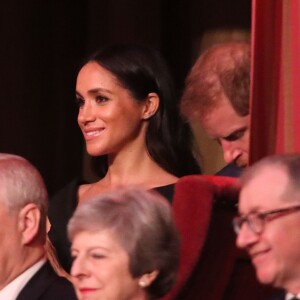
left=77, top=180, right=109, bottom=204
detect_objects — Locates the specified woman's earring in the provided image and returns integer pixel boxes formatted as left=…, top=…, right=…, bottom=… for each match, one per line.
left=139, top=280, right=147, bottom=288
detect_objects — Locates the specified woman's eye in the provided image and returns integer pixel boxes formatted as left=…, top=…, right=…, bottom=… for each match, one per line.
left=91, top=253, right=106, bottom=260
left=95, top=96, right=108, bottom=104
left=75, top=97, right=85, bottom=108
left=70, top=252, right=78, bottom=262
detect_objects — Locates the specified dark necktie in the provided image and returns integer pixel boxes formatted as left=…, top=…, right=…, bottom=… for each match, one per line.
left=290, top=297, right=300, bottom=300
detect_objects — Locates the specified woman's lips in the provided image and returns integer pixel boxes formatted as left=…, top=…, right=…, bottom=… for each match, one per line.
left=79, top=287, right=99, bottom=294
left=83, top=129, right=104, bottom=140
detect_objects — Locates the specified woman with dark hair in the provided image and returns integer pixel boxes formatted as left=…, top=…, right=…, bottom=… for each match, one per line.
left=68, top=187, right=180, bottom=300
left=49, top=44, right=199, bottom=271
left=75, top=44, right=198, bottom=200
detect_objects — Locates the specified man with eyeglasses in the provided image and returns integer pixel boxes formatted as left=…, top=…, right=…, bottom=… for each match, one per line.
left=234, top=154, right=300, bottom=300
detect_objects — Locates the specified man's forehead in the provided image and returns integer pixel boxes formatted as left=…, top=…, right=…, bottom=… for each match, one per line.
left=202, top=117, right=249, bottom=141
left=200, top=100, right=249, bottom=138
left=239, top=165, right=289, bottom=211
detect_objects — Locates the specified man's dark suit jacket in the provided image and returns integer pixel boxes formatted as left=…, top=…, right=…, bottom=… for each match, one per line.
left=216, top=162, right=243, bottom=177
left=270, top=294, right=284, bottom=300
left=268, top=290, right=289, bottom=300
left=16, top=261, right=76, bottom=300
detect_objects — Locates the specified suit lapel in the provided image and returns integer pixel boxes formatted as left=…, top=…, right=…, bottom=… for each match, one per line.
left=16, top=262, right=57, bottom=300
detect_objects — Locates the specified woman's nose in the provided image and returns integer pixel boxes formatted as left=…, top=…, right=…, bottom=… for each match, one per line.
left=70, top=256, right=89, bottom=278
left=77, top=101, right=96, bottom=125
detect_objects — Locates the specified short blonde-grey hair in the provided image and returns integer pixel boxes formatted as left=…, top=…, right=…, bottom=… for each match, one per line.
left=68, top=187, right=180, bottom=299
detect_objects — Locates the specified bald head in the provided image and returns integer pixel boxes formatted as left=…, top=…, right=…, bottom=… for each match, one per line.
left=0, top=153, right=48, bottom=236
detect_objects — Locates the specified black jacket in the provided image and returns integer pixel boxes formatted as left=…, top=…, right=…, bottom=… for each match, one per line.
left=16, top=261, right=76, bottom=300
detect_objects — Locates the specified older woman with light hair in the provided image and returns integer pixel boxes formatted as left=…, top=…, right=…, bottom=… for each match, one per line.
left=68, top=187, right=180, bottom=300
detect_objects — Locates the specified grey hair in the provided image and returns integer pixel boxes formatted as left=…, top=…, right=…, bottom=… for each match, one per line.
left=68, top=187, right=180, bottom=299
left=240, top=154, right=300, bottom=200
left=0, top=153, right=48, bottom=241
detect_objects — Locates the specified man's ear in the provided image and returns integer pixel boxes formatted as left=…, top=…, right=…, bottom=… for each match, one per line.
left=18, top=203, right=41, bottom=245
left=142, top=93, right=160, bottom=120
left=138, top=270, right=159, bottom=288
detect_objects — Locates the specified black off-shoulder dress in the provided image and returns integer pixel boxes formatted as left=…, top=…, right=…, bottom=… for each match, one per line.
left=48, top=177, right=174, bottom=272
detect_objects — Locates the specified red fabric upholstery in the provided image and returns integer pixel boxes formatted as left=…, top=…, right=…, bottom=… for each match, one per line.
left=161, top=175, right=274, bottom=300
left=162, top=175, right=215, bottom=300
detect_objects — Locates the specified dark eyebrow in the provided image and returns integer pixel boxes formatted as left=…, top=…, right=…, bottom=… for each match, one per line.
left=89, top=88, right=113, bottom=95
left=75, top=88, right=113, bottom=98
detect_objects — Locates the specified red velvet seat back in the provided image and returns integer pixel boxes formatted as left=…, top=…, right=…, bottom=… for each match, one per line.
left=162, top=175, right=274, bottom=300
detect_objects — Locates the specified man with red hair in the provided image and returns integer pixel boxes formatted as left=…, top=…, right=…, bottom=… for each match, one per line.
left=180, top=42, right=250, bottom=176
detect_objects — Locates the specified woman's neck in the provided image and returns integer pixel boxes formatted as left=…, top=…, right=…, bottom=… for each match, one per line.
left=106, top=139, right=177, bottom=185
left=79, top=145, right=178, bottom=203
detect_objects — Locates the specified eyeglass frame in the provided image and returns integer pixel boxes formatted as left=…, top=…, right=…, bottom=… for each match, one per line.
left=233, top=204, right=300, bottom=235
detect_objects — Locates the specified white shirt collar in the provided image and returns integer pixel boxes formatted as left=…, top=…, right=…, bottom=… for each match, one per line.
left=286, top=292, right=300, bottom=300
left=0, top=258, right=46, bottom=300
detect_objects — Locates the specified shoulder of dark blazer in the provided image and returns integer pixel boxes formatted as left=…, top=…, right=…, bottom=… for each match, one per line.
left=16, top=261, right=76, bottom=300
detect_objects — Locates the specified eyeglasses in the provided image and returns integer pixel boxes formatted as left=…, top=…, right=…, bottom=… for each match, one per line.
left=233, top=204, right=300, bottom=235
